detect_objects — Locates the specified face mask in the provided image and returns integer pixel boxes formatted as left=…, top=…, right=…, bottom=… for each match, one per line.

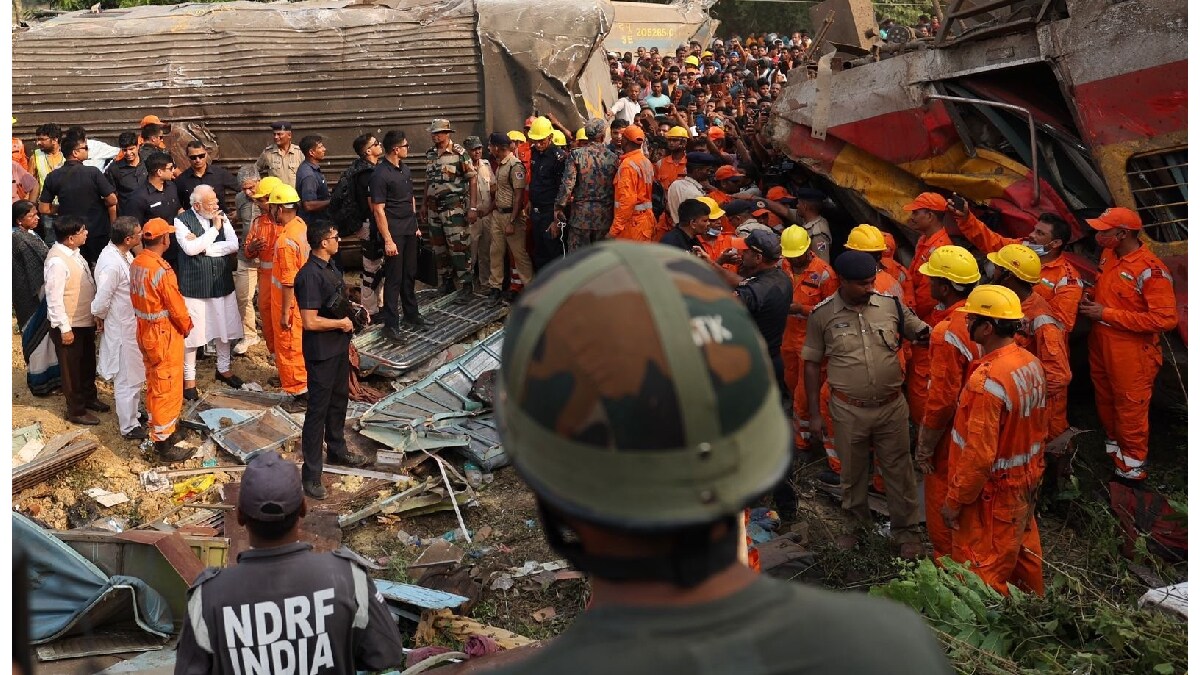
left=1095, top=230, right=1122, bottom=249
left=706, top=226, right=722, bottom=238
left=1024, top=242, right=1048, bottom=256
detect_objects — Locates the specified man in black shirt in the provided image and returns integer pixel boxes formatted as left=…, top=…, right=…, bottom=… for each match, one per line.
left=38, top=130, right=117, bottom=267
left=104, top=132, right=147, bottom=209
left=176, top=141, right=238, bottom=212
left=659, top=198, right=709, bottom=252
left=525, top=117, right=567, bottom=271
left=296, top=135, right=332, bottom=229
left=122, top=152, right=184, bottom=268
left=294, top=223, right=367, bottom=500
left=368, top=131, right=422, bottom=342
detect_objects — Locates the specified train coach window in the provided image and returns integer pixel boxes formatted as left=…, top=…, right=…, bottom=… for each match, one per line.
left=1127, top=148, right=1187, bottom=243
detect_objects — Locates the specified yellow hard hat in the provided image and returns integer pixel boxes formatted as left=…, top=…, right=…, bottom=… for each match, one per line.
left=665, top=126, right=690, bottom=139
left=986, top=244, right=1042, bottom=284
left=696, top=196, right=725, bottom=219
left=268, top=184, right=301, bottom=205
left=508, top=130, right=527, bottom=143
left=527, top=117, right=554, bottom=141
left=685, top=55, right=700, bottom=67
left=844, top=224, right=886, bottom=252
left=252, top=176, right=283, bottom=200
left=780, top=225, right=811, bottom=258
left=551, top=130, right=567, bottom=146
left=575, top=127, right=588, bottom=141
left=918, top=245, right=981, bottom=284
left=957, top=284, right=1024, bottom=320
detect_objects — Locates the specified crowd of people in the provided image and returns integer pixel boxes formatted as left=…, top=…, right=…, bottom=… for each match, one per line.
left=11, top=32, right=1180, bottom=674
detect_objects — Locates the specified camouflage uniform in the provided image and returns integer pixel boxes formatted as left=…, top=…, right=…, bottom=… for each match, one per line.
left=425, top=139, right=477, bottom=286
left=556, top=142, right=619, bottom=253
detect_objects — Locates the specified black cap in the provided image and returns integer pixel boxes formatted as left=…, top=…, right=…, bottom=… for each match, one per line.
left=271, top=121, right=293, bottom=131
left=794, top=187, right=826, bottom=202
left=741, top=229, right=782, bottom=260
left=685, top=151, right=720, bottom=165
left=238, top=450, right=303, bottom=521
left=834, top=250, right=879, bottom=281
left=724, top=199, right=768, bottom=216
left=488, top=132, right=511, bottom=147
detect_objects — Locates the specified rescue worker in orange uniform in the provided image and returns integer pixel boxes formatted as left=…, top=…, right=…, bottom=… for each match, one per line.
left=509, top=130, right=531, bottom=176
left=130, top=218, right=194, bottom=461
left=912, top=246, right=981, bottom=560
left=881, top=231, right=914, bottom=306
left=698, top=197, right=741, bottom=276
left=987, top=244, right=1072, bottom=441
left=907, top=245, right=978, bottom=429
left=655, top=126, right=689, bottom=193
left=610, top=126, right=656, bottom=242
left=942, top=285, right=1048, bottom=595
left=1079, top=207, right=1177, bottom=484
left=241, top=176, right=283, bottom=358
left=903, top=192, right=953, bottom=322
left=779, top=225, right=837, bottom=451
left=269, top=184, right=311, bottom=399
left=947, top=201, right=1083, bottom=332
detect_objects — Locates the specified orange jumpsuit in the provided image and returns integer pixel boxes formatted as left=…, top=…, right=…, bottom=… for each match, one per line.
left=1015, top=293, right=1071, bottom=440
left=906, top=301, right=956, bottom=426
left=655, top=154, right=686, bottom=194
left=908, top=228, right=952, bottom=323
left=955, top=211, right=1083, bottom=331
left=918, top=301, right=976, bottom=560
left=130, top=248, right=193, bottom=442
left=881, top=233, right=914, bottom=307
left=946, top=342, right=1048, bottom=595
left=271, top=216, right=311, bottom=395
left=610, top=149, right=656, bottom=242
left=781, top=256, right=837, bottom=448
left=1090, top=245, right=1177, bottom=480
left=244, top=213, right=282, bottom=356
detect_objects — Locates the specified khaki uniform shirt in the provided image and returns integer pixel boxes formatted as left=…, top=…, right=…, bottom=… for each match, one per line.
left=255, top=144, right=305, bottom=188
left=802, top=291, right=928, bottom=399
left=492, top=153, right=526, bottom=209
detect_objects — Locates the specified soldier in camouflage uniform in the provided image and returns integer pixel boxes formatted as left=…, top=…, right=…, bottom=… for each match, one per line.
left=554, top=118, right=618, bottom=254
left=488, top=242, right=953, bottom=675
left=420, top=119, right=478, bottom=299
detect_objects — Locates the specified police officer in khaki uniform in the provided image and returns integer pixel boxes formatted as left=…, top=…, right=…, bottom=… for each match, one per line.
left=176, top=451, right=405, bottom=674
left=803, top=250, right=929, bottom=558
left=255, top=121, right=306, bottom=189
left=487, top=132, right=533, bottom=304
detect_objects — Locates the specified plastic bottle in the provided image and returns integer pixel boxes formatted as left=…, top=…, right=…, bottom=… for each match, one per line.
left=464, top=462, right=483, bottom=488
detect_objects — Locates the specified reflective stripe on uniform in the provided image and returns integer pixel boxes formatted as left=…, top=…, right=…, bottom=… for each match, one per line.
left=951, top=428, right=965, bottom=448
left=134, top=308, right=170, bottom=321
left=944, top=331, right=975, bottom=361
left=992, top=442, right=1042, bottom=472
left=983, top=378, right=1011, bottom=411
left=1030, top=314, right=1062, bottom=332
left=271, top=276, right=283, bottom=290
left=350, top=562, right=370, bottom=630
left=1113, top=446, right=1145, bottom=469
left=188, top=586, right=213, bottom=654
left=259, top=261, right=273, bottom=269
left=634, top=202, right=653, bottom=212
left=1135, top=268, right=1172, bottom=293
left=1115, top=465, right=1146, bottom=480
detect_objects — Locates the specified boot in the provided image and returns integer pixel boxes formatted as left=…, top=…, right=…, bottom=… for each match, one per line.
left=156, top=430, right=193, bottom=462
left=453, top=280, right=473, bottom=304
left=438, top=275, right=456, bottom=296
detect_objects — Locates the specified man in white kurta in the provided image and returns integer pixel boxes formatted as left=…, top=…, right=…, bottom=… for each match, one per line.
left=92, top=217, right=148, bottom=439
left=174, top=184, right=244, bottom=399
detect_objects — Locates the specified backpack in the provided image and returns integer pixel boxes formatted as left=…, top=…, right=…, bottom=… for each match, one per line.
left=329, top=159, right=373, bottom=236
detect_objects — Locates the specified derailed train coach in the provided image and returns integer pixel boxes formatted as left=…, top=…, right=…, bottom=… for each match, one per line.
left=765, top=0, right=1187, bottom=349
left=12, top=0, right=618, bottom=196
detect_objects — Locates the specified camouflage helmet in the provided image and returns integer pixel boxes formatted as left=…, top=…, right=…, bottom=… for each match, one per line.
left=497, top=241, right=791, bottom=530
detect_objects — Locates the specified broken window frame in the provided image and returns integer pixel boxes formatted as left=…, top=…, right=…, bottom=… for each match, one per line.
left=1126, top=148, right=1188, bottom=244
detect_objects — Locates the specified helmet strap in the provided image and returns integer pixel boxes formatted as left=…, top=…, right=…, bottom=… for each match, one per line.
left=537, top=501, right=740, bottom=588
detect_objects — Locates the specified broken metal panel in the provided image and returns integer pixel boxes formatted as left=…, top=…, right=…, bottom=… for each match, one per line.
left=374, top=579, right=469, bottom=611
left=35, top=630, right=169, bottom=662
left=13, top=431, right=98, bottom=493
left=181, top=389, right=291, bottom=430
left=354, top=293, right=507, bottom=377
left=605, top=1, right=718, bottom=54
left=210, top=407, right=301, bottom=462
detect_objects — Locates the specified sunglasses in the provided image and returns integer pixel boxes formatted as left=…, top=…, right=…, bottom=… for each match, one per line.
left=188, top=153, right=207, bottom=160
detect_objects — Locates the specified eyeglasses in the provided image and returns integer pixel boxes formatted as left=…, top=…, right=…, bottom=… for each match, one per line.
left=323, top=234, right=340, bottom=242
left=370, top=140, right=382, bottom=148
left=188, top=153, right=207, bottom=160
left=399, top=143, right=410, bottom=148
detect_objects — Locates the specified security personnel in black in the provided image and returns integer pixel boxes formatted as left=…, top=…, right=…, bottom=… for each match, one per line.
left=293, top=223, right=367, bottom=500
left=659, top=198, right=708, bottom=252
left=176, top=450, right=406, bottom=674
left=526, top=118, right=567, bottom=271
left=702, top=227, right=797, bottom=517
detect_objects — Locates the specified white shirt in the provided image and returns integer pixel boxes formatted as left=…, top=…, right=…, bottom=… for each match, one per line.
left=473, top=159, right=494, bottom=213
left=174, top=209, right=240, bottom=259
left=91, top=242, right=137, bottom=379
left=43, top=243, right=92, bottom=330
left=666, top=176, right=705, bottom=225
left=612, top=97, right=641, bottom=125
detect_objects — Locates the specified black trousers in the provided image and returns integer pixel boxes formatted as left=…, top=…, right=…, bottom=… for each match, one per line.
left=529, top=205, right=564, bottom=272
left=49, top=326, right=98, bottom=418
left=381, top=233, right=419, bottom=329
left=301, top=352, right=350, bottom=485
